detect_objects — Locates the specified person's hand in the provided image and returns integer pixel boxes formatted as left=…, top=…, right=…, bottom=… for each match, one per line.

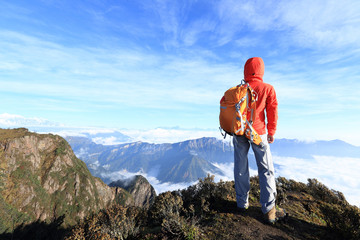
left=267, top=135, right=275, bottom=144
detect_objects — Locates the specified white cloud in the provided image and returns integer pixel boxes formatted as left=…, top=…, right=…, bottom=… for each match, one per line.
left=0, top=113, right=224, bottom=144
left=121, top=128, right=220, bottom=144
left=274, top=155, right=360, bottom=207
left=92, top=136, right=120, bottom=145
left=0, top=113, right=63, bottom=127
left=99, top=168, right=196, bottom=195
left=211, top=161, right=265, bottom=182
left=216, top=0, right=360, bottom=49
left=76, top=147, right=90, bottom=160
left=280, top=0, right=360, bottom=49
left=181, top=18, right=217, bottom=46
left=212, top=154, right=360, bottom=207
left=0, top=30, right=242, bottom=111
left=211, top=162, right=234, bottom=182
left=146, top=175, right=197, bottom=194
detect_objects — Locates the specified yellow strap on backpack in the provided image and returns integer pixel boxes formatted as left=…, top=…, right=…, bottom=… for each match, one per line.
left=219, top=82, right=263, bottom=146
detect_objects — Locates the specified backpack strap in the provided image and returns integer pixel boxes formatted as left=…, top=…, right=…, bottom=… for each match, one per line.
left=247, top=86, right=258, bottom=124
left=234, top=95, right=247, bottom=135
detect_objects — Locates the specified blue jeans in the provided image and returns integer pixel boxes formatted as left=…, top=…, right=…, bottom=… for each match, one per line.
left=233, top=134, right=276, bottom=214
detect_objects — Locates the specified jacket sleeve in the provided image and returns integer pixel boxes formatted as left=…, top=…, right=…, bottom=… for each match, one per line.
left=266, top=86, right=278, bottom=136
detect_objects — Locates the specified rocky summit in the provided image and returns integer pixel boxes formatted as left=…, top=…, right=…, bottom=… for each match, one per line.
left=109, top=175, right=157, bottom=208
left=0, top=128, right=135, bottom=233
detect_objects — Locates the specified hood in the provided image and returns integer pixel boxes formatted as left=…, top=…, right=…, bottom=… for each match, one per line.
left=244, top=57, right=264, bottom=82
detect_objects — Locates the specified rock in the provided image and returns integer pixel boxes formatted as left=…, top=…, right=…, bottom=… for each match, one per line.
left=0, top=128, right=130, bottom=233
left=109, top=175, right=157, bottom=208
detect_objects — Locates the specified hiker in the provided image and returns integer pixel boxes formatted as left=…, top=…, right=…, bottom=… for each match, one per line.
left=233, top=57, right=285, bottom=223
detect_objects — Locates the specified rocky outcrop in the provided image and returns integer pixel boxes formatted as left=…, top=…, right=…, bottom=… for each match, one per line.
left=0, top=128, right=129, bottom=233
left=109, top=175, right=156, bottom=208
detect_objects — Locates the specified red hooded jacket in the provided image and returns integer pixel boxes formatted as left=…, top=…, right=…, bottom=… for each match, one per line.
left=244, top=57, right=278, bottom=136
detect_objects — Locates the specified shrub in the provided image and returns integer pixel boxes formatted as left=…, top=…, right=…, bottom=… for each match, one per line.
left=307, top=179, right=347, bottom=205
left=321, top=203, right=360, bottom=240
left=66, top=204, right=140, bottom=240
left=180, top=174, right=236, bottom=215
left=54, top=139, right=68, bottom=156
left=276, top=176, right=308, bottom=204
left=276, top=176, right=308, bottom=193
left=161, top=212, right=200, bottom=240
left=150, top=191, right=184, bottom=225
left=149, top=190, right=201, bottom=239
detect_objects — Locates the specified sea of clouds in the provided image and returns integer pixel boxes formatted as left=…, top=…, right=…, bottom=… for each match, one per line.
left=211, top=155, right=360, bottom=207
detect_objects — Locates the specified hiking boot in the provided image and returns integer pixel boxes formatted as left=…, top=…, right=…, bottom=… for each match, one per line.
left=264, top=206, right=287, bottom=224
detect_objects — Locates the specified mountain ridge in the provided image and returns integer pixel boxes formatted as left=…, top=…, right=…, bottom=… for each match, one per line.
left=66, top=136, right=231, bottom=184
left=0, top=128, right=153, bottom=234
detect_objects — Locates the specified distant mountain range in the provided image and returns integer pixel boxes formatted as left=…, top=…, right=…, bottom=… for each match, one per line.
left=66, top=136, right=231, bottom=183
left=270, top=138, right=360, bottom=158
left=65, top=135, right=360, bottom=186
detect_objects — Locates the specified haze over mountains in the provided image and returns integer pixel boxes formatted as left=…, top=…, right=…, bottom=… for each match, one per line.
left=65, top=133, right=360, bottom=207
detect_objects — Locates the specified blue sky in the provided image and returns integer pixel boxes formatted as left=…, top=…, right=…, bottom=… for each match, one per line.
left=1, top=0, right=360, bottom=145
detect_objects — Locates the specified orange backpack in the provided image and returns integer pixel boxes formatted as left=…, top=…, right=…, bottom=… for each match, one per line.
left=219, top=82, right=263, bottom=146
